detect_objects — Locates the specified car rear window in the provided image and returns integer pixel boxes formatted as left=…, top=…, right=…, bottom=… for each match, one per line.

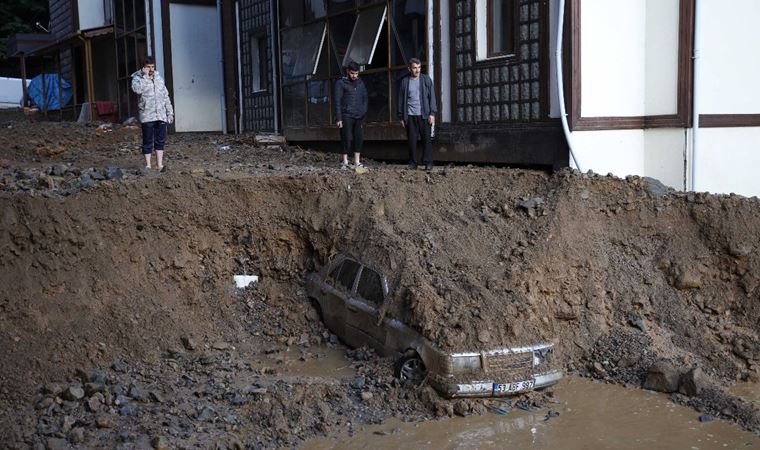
left=336, top=259, right=360, bottom=291
left=357, top=267, right=384, bottom=305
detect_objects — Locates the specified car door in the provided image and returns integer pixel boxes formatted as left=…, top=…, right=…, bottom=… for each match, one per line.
left=345, top=265, right=389, bottom=352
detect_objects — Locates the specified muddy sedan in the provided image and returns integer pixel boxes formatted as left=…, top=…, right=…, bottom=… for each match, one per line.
left=306, top=254, right=563, bottom=398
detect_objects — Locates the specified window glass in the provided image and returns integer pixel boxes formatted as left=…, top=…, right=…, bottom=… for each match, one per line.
left=305, top=0, right=327, bottom=21
left=391, top=0, right=426, bottom=65
left=489, top=0, right=515, bottom=56
left=250, top=35, right=267, bottom=92
left=364, top=22, right=388, bottom=71
left=281, top=22, right=327, bottom=79
left=363, top=71, right=389, bottom=123
left=328, top=0, right=355, bottom=15
left=281, top=2, right=305, bottom=28
left=336, top=259, right=361, bottom=291
left=283, top=82, right=306, bottom=126
left=125, top=0, right=135, bottom=31
left=357, top=267, right=384, bottom=305
left=135, top=0, right=145, bottom=29
left=328, top=12, right=357, bottom=75
left=343, top=5, right=386, bottom=66
left=328, top=261, right=343, bottom=280
left=308, top=79, right=330, bottom=126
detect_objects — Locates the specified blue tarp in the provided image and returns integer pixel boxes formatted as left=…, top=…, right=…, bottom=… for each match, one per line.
left=27, top=73, right=73, bottom=110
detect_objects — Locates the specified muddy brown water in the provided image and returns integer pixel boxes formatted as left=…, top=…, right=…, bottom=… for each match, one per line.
left=305, top=376, right=760, bottom=450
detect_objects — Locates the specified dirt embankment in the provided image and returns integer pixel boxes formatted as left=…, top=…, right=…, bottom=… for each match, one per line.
left=1, top=119, right=760, bottom=447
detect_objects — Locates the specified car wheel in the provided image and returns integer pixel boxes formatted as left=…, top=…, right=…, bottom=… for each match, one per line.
left=394, top=352, right=427, bottom=385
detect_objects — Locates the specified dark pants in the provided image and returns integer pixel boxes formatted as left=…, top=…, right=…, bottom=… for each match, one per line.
left=141, top=121, right=167, bottom=155
left=405, top=115, right=432, bottom=165
left=339, top=116, right=364, bottom=154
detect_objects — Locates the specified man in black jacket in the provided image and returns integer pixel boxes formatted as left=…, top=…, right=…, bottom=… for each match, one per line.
left=397, top=58, right=437, bottom=170
left=334, top=61, right=368, bottom=170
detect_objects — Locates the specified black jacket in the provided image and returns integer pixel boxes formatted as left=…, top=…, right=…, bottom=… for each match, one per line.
left=397, top=73, right=437, bottom=121
left=333, top=77, right=368, bottom=121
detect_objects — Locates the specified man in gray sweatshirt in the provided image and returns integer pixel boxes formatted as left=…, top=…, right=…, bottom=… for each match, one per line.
left=397, top=58, right=437, bottom=170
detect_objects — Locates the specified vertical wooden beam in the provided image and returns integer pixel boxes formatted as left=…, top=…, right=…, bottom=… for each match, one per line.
left=20, top=56, right=28, bottom=107
left=56, top=51, right=64, bottom=120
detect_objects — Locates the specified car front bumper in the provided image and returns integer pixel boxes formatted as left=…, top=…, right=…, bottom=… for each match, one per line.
left=433, top=369, right=564, bottom=398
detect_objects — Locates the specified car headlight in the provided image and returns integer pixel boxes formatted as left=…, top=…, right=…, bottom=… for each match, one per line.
left=453, top=355, right=482, bottom=374
left=533, top=348, right=553, bottom=367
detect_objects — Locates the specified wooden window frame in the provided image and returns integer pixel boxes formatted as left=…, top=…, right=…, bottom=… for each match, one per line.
left=486, top=0, right=519, bottom=59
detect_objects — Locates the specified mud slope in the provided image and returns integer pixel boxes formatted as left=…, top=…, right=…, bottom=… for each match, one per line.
left=2, top=120, right=760, bottom=443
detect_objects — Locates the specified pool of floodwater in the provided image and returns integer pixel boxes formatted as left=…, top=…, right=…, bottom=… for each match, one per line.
left=304, top=376, right=760, bottom=450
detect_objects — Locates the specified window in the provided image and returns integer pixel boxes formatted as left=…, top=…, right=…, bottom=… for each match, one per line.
left=343, top=5, right=387, bottom=66
left=476, top=0, right=517, bottom=60
left=357, top=267, right=384, bottom=305
left=336, top=259, right=361, bottom=291
left=250, top=34, right=267, bottom=92
left=281, top=21, right=327, bottom=80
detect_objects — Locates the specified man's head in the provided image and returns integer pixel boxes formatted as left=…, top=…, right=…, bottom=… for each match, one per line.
left=408, top=58, right=421, bottom=78
left=143, top=56, right=156, bottom=75
left=346, top=61, right=360, bottom=81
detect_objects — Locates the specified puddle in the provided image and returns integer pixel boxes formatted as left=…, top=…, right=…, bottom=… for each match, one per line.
left=240, top=343, right=355, bottom=379
left=730, top=382, right=760, bottom=407
left=305, top=377, right=759, bottom=450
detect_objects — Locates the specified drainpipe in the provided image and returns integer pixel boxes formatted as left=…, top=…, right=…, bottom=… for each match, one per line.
left=235, top=0, right=243, bottom=133
left=691, top=0, right=702, bottom=192
left=217, top=0, right=228, bottom=134
left=556, top=0, right=582, bottom=172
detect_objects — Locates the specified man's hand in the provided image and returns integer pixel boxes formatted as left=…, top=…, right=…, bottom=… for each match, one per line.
left=400, top=120, right=405, bottom=128
left=142, top=66, right=150, bottom=76
left=428, top=115, right=435, bottom=125
left=336, top=120, right=343, bottom=128
left=168, top=115, right=174, bottom=124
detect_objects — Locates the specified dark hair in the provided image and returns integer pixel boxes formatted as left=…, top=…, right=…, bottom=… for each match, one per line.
left=408, top=58, right=421, bottom=67
left=346, top=61, right=360, bottom=73
left=143, top=56, right=156, bottom=67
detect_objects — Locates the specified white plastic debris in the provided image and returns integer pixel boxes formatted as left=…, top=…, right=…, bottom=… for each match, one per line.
left=233, top=275, right=259, bottom=288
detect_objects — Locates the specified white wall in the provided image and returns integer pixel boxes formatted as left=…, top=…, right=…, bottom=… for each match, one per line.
left=169, top=3, right=222, bottom=132
left=580, top=0, right=679, bottom=117
left=697, top=128, right=760, bottom=196
left=78, top=0, right=106, bottom=30
left=571, top=130, right=646, bottom=176
left=0, top=77, right=28, bottom=108
left=700, top=0, right=760, bottom=114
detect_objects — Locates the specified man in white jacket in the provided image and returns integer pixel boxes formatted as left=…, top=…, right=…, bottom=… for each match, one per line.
left=131, top=56, right=174, bottom=171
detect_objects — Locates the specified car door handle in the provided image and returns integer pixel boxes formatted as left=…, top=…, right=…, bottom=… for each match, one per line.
left=347, top=304, right=359, bottom=312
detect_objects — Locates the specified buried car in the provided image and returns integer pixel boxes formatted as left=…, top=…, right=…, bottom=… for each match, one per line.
left=306, top=254, right=563, bottom=398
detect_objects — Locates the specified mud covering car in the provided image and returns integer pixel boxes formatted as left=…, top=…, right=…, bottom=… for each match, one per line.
left=306, top=254, right=563, bottom=398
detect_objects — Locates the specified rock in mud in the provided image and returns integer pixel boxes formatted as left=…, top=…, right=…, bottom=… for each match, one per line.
left=674, top=268, right=702, bottom=290
left=678, top=367, right=706, bottom=396
left=181, top=336, right=197, bottom=351
left=63, top=385, right=85, bottom=401
left=151, top=436, right=170, bottom=450
left=105, top=166, right=123, bottom=180
left=643, top=360, right=681, bottom=393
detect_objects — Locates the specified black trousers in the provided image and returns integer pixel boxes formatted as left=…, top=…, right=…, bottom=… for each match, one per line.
left=340, top=116, right=364, bottom=154
left=141, top=121, right=167, bottom=154
left=405, top=115, right=432, bottom=165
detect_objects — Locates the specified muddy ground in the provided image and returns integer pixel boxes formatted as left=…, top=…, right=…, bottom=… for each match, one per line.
left=1, top=116, right=759, bottom=448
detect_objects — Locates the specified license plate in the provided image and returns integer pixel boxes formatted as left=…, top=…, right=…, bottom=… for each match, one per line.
left=493, top=379, right=535, bottom=394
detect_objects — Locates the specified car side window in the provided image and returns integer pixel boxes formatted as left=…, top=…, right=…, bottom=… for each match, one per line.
left=328, top=261, right=343, bottom=281
left=356, top=267, right=384, bottom=306
left=336, top=259, right=361, bottom=291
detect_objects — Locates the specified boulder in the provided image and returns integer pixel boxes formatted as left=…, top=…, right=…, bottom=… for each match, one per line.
left=678, top=367, right=706, bottom=396
left=643, top=360, right=681, bottom=393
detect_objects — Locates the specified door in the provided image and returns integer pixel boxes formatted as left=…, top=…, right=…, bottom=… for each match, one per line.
left=346, top=266, right=388, bottom=350
left=168, top=3, right=222, bottom=131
